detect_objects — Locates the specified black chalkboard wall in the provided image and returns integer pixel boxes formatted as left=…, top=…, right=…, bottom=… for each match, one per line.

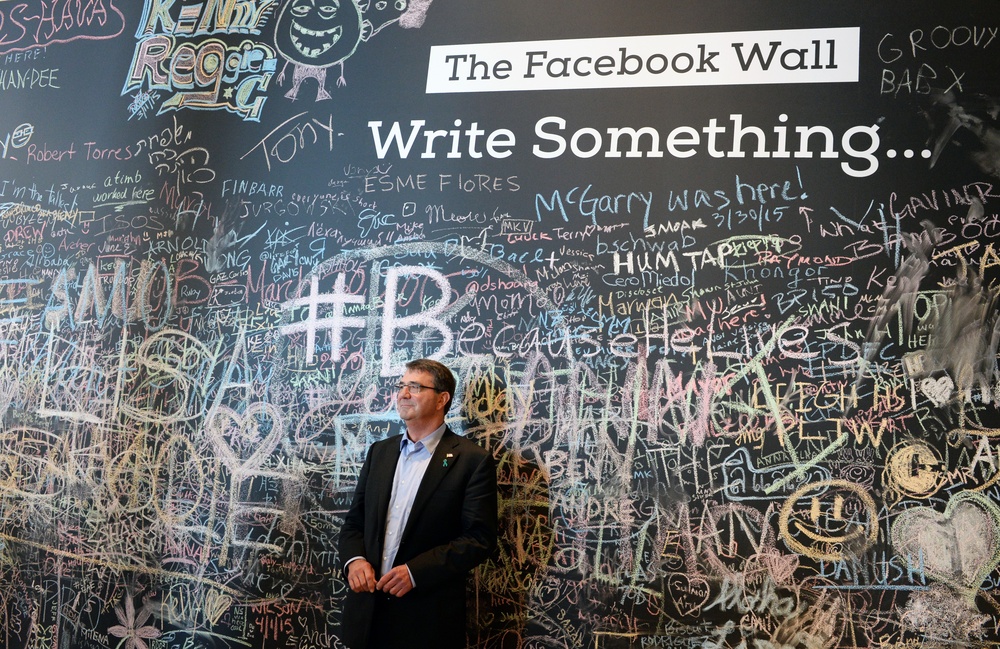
left=1, top=1, right=999, bottom=648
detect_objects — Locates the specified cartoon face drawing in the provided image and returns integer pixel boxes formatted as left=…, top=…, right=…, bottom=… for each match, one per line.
left=778, top=479, right=879, bottom=562
left=274, top=0, right=363, bottom=69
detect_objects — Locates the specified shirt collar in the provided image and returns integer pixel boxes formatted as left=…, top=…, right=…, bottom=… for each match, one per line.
left=401, top=423, right=447, bottom=456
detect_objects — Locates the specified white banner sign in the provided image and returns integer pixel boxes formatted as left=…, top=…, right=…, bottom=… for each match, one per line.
left=427, top=28, right=860, bottom=93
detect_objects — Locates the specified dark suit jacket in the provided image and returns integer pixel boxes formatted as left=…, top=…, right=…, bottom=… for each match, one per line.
left=338, top=427, right=498, bottom=649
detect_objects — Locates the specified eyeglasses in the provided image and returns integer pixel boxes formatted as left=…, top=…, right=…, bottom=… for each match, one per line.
left=394, top=381, right=441, bottom=394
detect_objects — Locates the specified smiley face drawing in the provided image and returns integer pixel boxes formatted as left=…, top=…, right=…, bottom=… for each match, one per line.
left=274, top=0, right=364, bottom=100
left=884, top=440, right=945, bottom=501
left=778, top=479, right=879, bottom=562
left=273, top=0, right=435, bottom=101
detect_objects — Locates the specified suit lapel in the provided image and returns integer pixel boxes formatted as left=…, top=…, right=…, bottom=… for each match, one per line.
left=400, top=429, right=460, bottom=543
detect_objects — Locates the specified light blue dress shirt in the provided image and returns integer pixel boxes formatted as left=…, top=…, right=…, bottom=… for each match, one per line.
left=379, top=424, right=446, bottom=582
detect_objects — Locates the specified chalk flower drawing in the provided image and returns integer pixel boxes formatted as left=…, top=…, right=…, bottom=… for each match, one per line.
left=108, top=593, right=161, bottom=649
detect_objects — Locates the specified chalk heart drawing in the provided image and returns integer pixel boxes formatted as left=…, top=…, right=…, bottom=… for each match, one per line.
left=204, top=590, right=232, bottom=625
left=891, top=491, right=1000, bottom=593
left=665, top=573, right=710, bottom=616
left=207, top=403, right=286, bottom=474
left=919, top=376, right=954, bottom=407
left=753, top=551, right=800, bottom=585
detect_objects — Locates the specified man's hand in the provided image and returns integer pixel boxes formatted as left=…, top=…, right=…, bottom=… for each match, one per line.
left=346, top=559, right=377, bottom=593
left=376, top=565, right=414, bottom=597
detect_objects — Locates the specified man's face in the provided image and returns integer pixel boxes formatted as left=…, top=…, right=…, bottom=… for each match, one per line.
left=396, top=369, right=449, bottom=427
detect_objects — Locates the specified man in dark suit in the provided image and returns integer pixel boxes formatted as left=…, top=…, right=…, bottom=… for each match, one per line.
left=338, top=358, right=498, bottom=649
